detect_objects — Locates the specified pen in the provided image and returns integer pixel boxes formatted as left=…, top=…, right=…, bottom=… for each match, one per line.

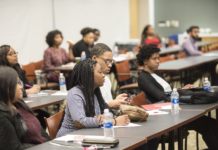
left=25, top=84, right=32, bottom=88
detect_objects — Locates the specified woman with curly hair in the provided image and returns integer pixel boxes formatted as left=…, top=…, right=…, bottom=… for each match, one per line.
left=41, top=30, right=75, bottom=82
left=72, top=27, right=95, bottom=58
left=137, top=44, right=218, bottom=149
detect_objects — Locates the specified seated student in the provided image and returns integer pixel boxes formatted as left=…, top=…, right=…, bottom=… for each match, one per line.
left=0, top=45, right=50, bottom=129
left=57, top=59, right=158, bottom=150
left=42, top=30, right=75, bottom=82
left=0, top=66, right=51, bottom=150
left=91, top=43, right=129, bottom=109
left=141, top=25, right=161, bottom=47
left=93, top=28, right=100, bottom=42
left=137, top=44, right=218, bottom=150
left=73, top=27, right=94, bottom=58
left=181, top=26, right=202, bottom=56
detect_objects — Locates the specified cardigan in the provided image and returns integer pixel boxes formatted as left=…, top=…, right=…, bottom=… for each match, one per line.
left=0, top=101, right=51, bottom=150
left=138, top=70, right=171, bottom=103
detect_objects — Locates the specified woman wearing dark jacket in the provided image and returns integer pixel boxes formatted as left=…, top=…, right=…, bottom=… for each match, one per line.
left=0, top=45, right=50, bottom=129
left=0, top=66, right=51, bottom=150
left=137, top=44, right=218, bottom=150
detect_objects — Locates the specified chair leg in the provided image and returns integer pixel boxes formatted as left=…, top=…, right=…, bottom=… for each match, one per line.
left=168, top=130, right=175, bottom=150
left=161, top=134, right=166, bottom=150
left=196, top=132, right=199, bottom=150
left=185, top=136, right=187, bottom=150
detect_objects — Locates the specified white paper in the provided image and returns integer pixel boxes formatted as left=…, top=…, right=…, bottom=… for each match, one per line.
left=147, top=110, right=169, bottom=115
left=24, top=101, right=33, bottom=103
left=101, top=123, right=141, bottom=129
left=28, top=92, right=48, bottom=98
left=161, top=105, right=172, bottom=109
left=203, top=53, right=218, bottom=57
left=51, top=91, right=68, bottom=96
left=54, top=135, right=105, bottom=142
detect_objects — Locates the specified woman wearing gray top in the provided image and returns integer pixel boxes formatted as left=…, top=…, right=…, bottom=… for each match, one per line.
left=57, top=59, right=130, bottom=138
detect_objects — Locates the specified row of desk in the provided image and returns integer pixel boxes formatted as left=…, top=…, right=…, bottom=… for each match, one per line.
left=25, top=97, right=218, bottom=150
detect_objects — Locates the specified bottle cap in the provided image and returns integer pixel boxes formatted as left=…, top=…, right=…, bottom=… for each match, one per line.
left=205, top=77, right=208, bottom=81
left=173, top=88, right=177, bottom=92
left=104, top=109, right=109, bottom=113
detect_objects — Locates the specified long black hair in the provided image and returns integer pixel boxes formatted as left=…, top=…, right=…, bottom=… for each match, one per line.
left=70, top=58, right=113, bottom=116
left=141, top=25, right=151, bottom=45
left=0, top=45, right=26, bottom=81
left=0, top=66, right=34, bottom=116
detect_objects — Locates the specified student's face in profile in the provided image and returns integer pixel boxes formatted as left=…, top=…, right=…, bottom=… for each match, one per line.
left=94, top=63, right=105, bottom=88
left=13, top=78, right=23, bottom=103
left=7, top=47, right=18, bottom=67
left=190, top=28, right=199, bottom=40
left=54, top=34, right=63, bottom=46
left=84, top=32, right=95, bottom=46
left=144, top=53, right=159, bottom=72
left=93, top=51, right=113, bottom=75
left=147, top=26, right=154, bottom=36
left=94, top=31, right=100, bottom=42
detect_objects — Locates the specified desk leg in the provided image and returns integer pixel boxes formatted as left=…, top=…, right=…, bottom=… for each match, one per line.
left=161, top=134, right=166, bottom=150
left=178, top=127, right=183, bottom=150
left=216, top=109, right=218, bottom=137
left=208, top=111, right=211, bottom=118
left=169, top=130, right=175, bottom=150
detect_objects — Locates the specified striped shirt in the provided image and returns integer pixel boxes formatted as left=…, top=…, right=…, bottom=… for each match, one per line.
left=56, top=86, right=101, bottom=138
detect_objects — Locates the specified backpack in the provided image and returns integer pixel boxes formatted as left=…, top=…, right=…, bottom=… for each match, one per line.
left=177, top=87, right=218, bottom=104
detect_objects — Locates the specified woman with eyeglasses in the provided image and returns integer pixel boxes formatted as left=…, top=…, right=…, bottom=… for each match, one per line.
left=0, top=45, right=50, bottom=129
left=0, top=66, right=51, bottom=150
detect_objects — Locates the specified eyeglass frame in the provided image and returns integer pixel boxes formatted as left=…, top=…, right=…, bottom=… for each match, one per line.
left=97, top=57, right=115, bottom=65
left=7, top=52, right=18, bottom=56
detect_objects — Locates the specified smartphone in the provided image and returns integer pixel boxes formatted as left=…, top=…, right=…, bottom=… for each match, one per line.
left=124, top=94, right=135, bottom=101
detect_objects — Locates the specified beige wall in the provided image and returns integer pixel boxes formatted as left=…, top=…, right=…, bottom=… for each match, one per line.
left=129, top=0, right=149, bottom=39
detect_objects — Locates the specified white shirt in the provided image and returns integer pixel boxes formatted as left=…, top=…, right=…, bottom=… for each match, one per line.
left=151, top=73, right=172, bottom=92
left=100, top=76, right=113, bottom=103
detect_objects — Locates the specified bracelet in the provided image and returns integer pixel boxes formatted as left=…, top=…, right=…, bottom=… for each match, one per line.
left=113, top=118, right=117, bottom=126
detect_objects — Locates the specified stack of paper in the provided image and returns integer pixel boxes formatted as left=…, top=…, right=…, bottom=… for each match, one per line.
left=51, top=91, right=68, bottom=96
left=28, top=92, right=48, bottom=98
left=101, top=123, right=141, bottom=129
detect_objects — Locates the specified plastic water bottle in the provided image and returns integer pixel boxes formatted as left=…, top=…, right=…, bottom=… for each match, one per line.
left=103, top=109, right=114, bottom=138
left=113, top=46, right=118, bottom=57
left=59, top=73, right=67, bottom=92
left=203, top=77, right=211, bottom=91
left=171, top=88, right=179, bottom=114
left=81, top=51, right=86, bottom=60
left=161, top=37, right=166, bottom=48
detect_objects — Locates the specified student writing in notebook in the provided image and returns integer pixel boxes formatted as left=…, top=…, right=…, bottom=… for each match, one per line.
left=0, top=45, right=50, bottom=129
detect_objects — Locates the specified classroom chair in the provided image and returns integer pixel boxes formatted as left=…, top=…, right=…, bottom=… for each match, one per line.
left=115, top=60, right=139, bottom=95
left=177, top=53, right=186, bottom=59
left=118, top=48, right=128, bottom=54
left=44, top=110, right=64, bottom=139
left=22, top=62, right=59, bottom=89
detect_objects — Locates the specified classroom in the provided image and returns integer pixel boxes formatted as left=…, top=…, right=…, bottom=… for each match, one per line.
left=0, top=0, right=218, bottom=150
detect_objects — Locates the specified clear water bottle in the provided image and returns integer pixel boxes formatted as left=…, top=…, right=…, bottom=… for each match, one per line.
left=171, top=88, right=179, bottom=114
left=103, top=109, right=114, bottom=138
left=113, top=46, right=118, bottom=57
left=203, top=77, right=211, bottom=91
left=161, top=37, right=166, bottom=48
left=81, top=51, right=86, bottom=60
left=59, top=73, right=67, bottom=92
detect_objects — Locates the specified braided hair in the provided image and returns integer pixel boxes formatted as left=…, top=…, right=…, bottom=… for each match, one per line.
left=70, top=58, right=113, bottom=117
left=136, top=44, right=160, bottom=66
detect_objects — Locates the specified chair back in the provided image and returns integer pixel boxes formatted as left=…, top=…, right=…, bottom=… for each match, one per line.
left=115, top=60, right=131, bottom=82
left=130, top=92, right=146, bottom=107
left=134, top=46, right=141, bottom=52
left=22, top=63, right=36, bottom=81
left=44, top=110, right=64, bottom=139
left=159, top=54, right=175, bottom=63
left=34, top=60, right=43, bottom=70
left=177, top=53, right=186, bottom=59
left=118, top=48, right=128, bottom=54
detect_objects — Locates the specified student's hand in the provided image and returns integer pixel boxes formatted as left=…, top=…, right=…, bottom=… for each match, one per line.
left=182, top=84, right=194, bottom=89
left=30, top=85, right=40, bottom=94
left=115, top=93, right=128, bottom=101
left=107, top=100, right=129, bottom=110
left=115, top=115, right=130, bottom=126
left=34, top=84, right=41, bottom=91
left=67, top=40, right=74, bottom=48
left=94, top=115, right=103, bottom=125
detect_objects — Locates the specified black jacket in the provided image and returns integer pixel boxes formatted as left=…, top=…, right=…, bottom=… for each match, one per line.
left=138, top=70, right=171, bottom=103
left=0, top=101, right=51, bottom=150
left=72, top=40, right=93, bottom=58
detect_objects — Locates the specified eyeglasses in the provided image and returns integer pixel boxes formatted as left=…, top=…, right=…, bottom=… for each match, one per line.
left=7, top=52, right=18, bottom=56
left=98, top=57, right=115, bottom=65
